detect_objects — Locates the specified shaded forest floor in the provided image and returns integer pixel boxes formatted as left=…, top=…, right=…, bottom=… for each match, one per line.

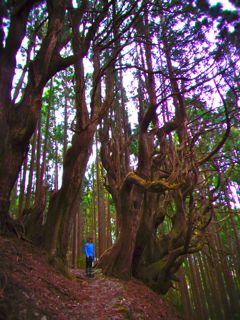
left=0, top=235, right=183, bottom=320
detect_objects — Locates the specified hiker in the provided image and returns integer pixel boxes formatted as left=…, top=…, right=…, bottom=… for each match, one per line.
left=84, top=237, right=95, bottom=278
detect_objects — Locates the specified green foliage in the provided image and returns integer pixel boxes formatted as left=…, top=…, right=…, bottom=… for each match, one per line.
left=157, top=215, right=172, bottom=236
left=196, top=0, right=210, bottom=12
left=223, top=127, right=240, bottom=184
left=129, top=139, right=138, bottom=157
left=200, top=0, right=239, bottom=47
left=165, top=288, right=184, bottom=315
left=129, top=126, right=138, bottom=156
left=77, top=255, right=86, bottom=269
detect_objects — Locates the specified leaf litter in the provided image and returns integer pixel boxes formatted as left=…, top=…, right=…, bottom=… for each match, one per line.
left=0, top=235, right=183, bottom=320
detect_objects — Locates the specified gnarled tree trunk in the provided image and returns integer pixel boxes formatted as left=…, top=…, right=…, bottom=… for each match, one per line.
left=0, top=0, right=67, bottom=232
left=43, top=128, right=95, bottom=260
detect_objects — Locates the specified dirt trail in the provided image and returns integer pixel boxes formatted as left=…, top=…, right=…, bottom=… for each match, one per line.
left=0, top=236, right=183, bottom=320
left=69, top=268, right=182, bottom=320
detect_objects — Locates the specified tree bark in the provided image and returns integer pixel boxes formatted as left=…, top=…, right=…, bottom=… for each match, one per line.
left=43, top=127, right=95, bottom=259
left=0, top=0, right=66, bottom=232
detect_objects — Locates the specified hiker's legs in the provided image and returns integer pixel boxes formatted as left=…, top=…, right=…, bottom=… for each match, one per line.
left=86, top=257, right=93, bottom=277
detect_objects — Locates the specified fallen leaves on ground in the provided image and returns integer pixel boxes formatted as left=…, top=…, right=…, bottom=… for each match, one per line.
left=0, top=235, right=183, bottom=320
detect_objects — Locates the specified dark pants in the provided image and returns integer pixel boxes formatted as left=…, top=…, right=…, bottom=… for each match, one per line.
left=86, top=256, right=93, bottom=277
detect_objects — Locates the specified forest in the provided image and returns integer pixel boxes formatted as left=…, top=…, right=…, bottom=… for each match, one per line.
left=0, top=0, right=239, bottom=319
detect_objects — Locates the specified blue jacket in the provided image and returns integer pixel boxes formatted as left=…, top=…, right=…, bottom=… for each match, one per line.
left=84, top=242, right=94, bottom=258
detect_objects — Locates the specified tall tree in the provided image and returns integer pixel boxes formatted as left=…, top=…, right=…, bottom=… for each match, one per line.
left=98, top=0, right=236, bottom=294
left=0, top=0, right=141, bottom=261
left=42, top=0, right=143, bottom=261
left=0, top=0, right=67, bottom=231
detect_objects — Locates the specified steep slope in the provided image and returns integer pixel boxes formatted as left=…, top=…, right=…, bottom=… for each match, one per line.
left=0, top=235, right=183, bottom=320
